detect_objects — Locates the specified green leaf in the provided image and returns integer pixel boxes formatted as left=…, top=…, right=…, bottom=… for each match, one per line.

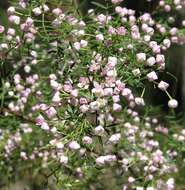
left=91, top=1, right=108, bottom=9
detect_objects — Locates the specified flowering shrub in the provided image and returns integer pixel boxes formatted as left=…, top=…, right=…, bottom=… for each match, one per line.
left=0, top=0, right=185, bottom=189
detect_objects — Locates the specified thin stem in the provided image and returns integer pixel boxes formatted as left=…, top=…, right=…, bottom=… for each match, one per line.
left=141, top=87, right=145, bottom=98
left=165, top=90, right=173, bottom=100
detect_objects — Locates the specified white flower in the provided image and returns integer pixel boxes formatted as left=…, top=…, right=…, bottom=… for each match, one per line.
left=24, top=65, right=31, bottom=73
left=104, top=155, right=117, bottom=162
left=96, top=156, right=105, bottom=165
left=122, top=88, right=131, bottom=97
left=80, top=40, right=88, bottom=48
left=168, top=99, right=178, bottom=108
left=43, top=4, right=50, bottom=12
left=136, top=187, right=144, bottom=190
left=0, top=25, right=5, bottom=33
left=166, top=178, right=174, bottom=190
left=69, top=141, right=80, bottom=150
left=182, top=20, right=185, bottom=27
left=92, top=86, right=104, bottom=97
left=97, top=14, right=107, bottom=23
left=128, top=177, right=135, bottom=183
left=56, top=142, right=64, bottom=149
left=41, top=122, right=50, bottom=131
left=163, top=39, right=171, bottom=48
left=96, top=34, right=104, bottom=41
left=50, top=80, right=59, bottom=89
left=89, top=101, right=100, bottom=111
left=78, top=30, right=85, bottom=36
left=135, top=97, right=145, bottom=106
left=32, top=7, right=42, bottom=16
left=7, top=6, right=15, bottom=15
left=30, top=50, right=38, bottom=58
left=174, top=0, right=180, bottom=5
left=0, top=43, right=8, bottom=49
left=158, top=81, right=169, bottom=91
left=78, top=20, right=86, bottom=27
left=50, top=127, right=57, bottom=133
left=60, top=155, right=68, bottom=164
left=103, top=88, right=113, bottom=96
left=82, top=136, right=93, bottom=145
left=108, top=133, right=121, bottom=144
left=146, top=187, right=155, bottom=190
left=52, top=8, right=62, bottom=16
left=170, top=27, right=177, bottom=36
left=80, top=105, right=89, bottom=113
left=7, top=28, right=16, bottom=36
left=52, top=91, right=61, bottom=103
left=4, top=82, right=10, bottom=88
left=108, top=56, right=118, bottom=66
left=111, top=0, right=124, bottom=4
left=107, top=69, right=117, bottom=77
left=132, top=68, right=141, bottom=76
left=8, top=91, right=14, bottom=96
left=146, top=57, right=156, bottom=66
left=156, top=54, right=165, bottom=63
left=144, top=35, right=151, bottom=42
left=74, top=42, right=81, bottom=50
left=147, top=71, right=158, bottom=81
left=71, top=89, right=78, bottom=97
left=112, top=95, right=120, bottom=102
left=113, top=103, right=122, bottom=112
left=136, top=53, right=146, bottom=62
left=94, top=125, right=105, bottom=136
